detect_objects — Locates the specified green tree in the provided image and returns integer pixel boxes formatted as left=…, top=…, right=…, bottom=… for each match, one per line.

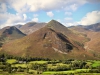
left=7, top=64, right=12, bottom=73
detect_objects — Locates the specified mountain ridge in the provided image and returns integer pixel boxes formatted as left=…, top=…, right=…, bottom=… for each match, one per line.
left=0, top=26, right=26, bottom=46
left=0, top=20, right=97, bottom=60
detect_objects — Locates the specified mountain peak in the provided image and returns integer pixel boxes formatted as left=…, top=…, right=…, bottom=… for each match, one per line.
left=1, top=26, right=26, bottom=38
left=45, top=20, right=71, bottom=36
left=24, top=22, right=37, bottom=27
left=49, top=19, right=58, bottom=22
left=47, top=20, right=63, bottom=27
left=1, top=27, right=75, bottom=59
left=2, top=26, right=23, bottom=34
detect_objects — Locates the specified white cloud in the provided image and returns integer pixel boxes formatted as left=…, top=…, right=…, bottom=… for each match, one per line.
left=0, top=3, right=7, bottom=12
left=57, top=19, right=61, bottom=22
left=80, top=11, right=100, bottom=25
left=65, top=17, right=73, bottom=21
left=70, top=4, right=77, bottom=11
left=47, top=11, right=54, bottom=17
left=0, top=13, right=28, bottom=28
left=1, top=0, right=100, bottom=13
left=86, top=0, right=100, bottom=3
left=64, top=11, right=100, bottom=26
left=65, top=12, right=72, bottom=16
left=1, top=0, right=91, bottom=13
left=63, top=17, right=79, bottom=27
left=63, top=22, right=80, bottom=27
left=23, top=14, right=27, bottom=20
left=33, top=14, right=38, bottom=17
left=32, top=18, right=38, bottom=22
left=0, top=0, right=100, bottom=28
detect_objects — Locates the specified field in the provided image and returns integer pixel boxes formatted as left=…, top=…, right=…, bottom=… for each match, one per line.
left=0, top=55, right=100, bottom=75
left=92, top=61, right=100, bottom=67
left=6, top=59, right=17, bottom=64
left=43, top=69, right=91, bottom=74
left=29, top=61, right=48, bottom=64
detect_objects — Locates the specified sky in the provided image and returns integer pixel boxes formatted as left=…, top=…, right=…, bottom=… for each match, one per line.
left=0, top=0, right=100, bottom=28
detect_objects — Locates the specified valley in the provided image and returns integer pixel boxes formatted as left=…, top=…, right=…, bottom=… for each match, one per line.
left=0, top=54, right=100, bottom=75
left=0, top=0, right=100, bottom=75
left=0, top=20, right=100, bottom=75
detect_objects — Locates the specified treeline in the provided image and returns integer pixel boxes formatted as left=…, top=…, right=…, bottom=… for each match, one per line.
left=0, top=53, right=51, bottom=62
left=0, top=53, right=100, bottom=74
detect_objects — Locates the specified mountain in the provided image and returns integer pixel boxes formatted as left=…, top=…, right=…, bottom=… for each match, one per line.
left=15, top=22, right=46, bottom=35
left=0, top=26, right=26, bottom=46
left=84, top=23, right=100, bottom=31
left=15, top=24, right=23, bottom=29
left=46, top=20, right=89, bottom=49
left=69, top=22, right=100, bottom=32
left=0, top=20, right=96, bottom=60
left=69, top=24, right=100, bottom=58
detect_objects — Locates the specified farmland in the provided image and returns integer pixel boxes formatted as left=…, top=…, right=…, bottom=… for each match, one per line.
left=0, top=54, right=100, bottom=75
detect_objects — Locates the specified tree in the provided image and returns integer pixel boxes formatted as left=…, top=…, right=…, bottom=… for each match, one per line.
left=6, top=64, right=12, bottom=73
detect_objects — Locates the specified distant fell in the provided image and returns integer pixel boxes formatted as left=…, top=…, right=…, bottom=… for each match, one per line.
left=16, top=22, right=46, bottom=35
left=84, top=23, right=100, bottom=32
left=0, top=26, right=26, bottom=46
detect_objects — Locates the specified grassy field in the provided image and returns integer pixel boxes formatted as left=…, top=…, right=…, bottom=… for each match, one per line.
left=6, top=59, right=17, bottom=64
left=75, top=73, right=100, bottom=75
left=0, top=73, right=25, bottom=75
left=29, top=61, right=48, bottom=64
left=12, top=64, right=28, bottom=68
left=0, top=58, right=100, bottom=75
left=1, top=73, right=100, bottom=75
left=92, top=60, right=100, bottom=67
left=43, top=69, right=91, bottom=74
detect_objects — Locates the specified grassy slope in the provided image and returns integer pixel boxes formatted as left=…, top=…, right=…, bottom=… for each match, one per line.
left=69, top=26, right=100, bottom=58
left=1, top=20, right=98, bottom=60
left=1, top=27, right=96, bottom=60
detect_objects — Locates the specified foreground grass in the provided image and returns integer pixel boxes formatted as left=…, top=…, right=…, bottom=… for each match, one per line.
left=0, top=73, right=25, bottom=75
left=75, top=73, right=100, bottom=75
left=1, top=73, right=100, bottom=75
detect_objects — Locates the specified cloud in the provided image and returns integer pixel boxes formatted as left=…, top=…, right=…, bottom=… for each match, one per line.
left=47, top=11, right=54, bottom=17
left=70, top=4, right=78, bottom=11
left=65, top=17, right=73, bottom=21
left=0, top=0, right=100, bottom=28
left=33, top=14, right=38, bottom=17
left=23, top=14, right=27, bottom=20
left=0, top=3, right=7, bottom=12
left=80, top=11, right=100, bottom=25
left=32, top=18, right=38, bottom=22
left=63, top=17, right=79, bottom=26
left=1, top=0, right=100, bottom=13
left=65, top=12, right=72, bottom=16
left=64, top=22, right=79, bottom=27
left=1, top=0, right=91, bottom=13
left=57, top=19, right=61, bottom=22
left=86, top=0, right=100, bottom=3
left=64, top=11, right=100, bottom=26
left=0, top=13, right=28, bottom=28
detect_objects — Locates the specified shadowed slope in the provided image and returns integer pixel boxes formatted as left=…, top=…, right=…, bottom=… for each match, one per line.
left=0, top=26, right=26, bottom=46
